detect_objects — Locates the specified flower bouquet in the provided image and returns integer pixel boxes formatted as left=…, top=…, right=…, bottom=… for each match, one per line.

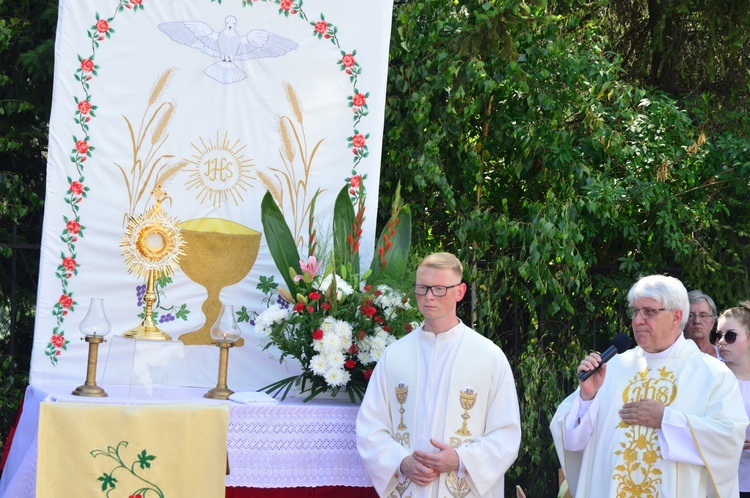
left=247, top=182, right=420, bottom=402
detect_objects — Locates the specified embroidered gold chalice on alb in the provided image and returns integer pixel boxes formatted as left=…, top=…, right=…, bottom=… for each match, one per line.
left=455, top=387, right=478, bottom=437
left=395, top=383, right=409, bottom=431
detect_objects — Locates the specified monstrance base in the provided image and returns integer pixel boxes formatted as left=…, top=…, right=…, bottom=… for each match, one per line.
left=122, top=323, right=173, bottom=341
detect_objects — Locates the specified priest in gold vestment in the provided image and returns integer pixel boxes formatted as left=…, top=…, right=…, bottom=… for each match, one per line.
left=551, top=275, right=749, bottom=497
left=356, top=253, right=521, bottom=497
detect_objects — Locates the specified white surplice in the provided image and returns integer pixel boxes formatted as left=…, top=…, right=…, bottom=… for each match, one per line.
left=550, top=336, right=749, bottom=498
left=356, top=321, right=521, bottom=497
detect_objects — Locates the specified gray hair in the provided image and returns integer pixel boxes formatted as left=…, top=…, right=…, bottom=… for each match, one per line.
left=687, top=289, right=717, bottom=317
left=627, top=275, right=690, bottom=329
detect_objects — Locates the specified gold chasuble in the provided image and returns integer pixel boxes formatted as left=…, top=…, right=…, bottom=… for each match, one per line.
left=357, top=322, right=521, bottom=498
left=550, top=339, right=748, bottom=498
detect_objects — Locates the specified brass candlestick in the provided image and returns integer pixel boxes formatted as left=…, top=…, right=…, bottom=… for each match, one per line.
left=204, top=304, right=242, bottom=400
left=204, top=340, right=236, bottom=400
left=73, top=298, right=112, bottom=397
left=72, top=335, right=108, bottom=397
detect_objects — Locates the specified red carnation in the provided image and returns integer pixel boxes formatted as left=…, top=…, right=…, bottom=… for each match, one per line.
left=364, top=369, right=373, bottom=380
left=312, top=329, right=324, bottom=341
left=344, top=359, right=356, bottom=369
left=293, top=302, right=305, bottom=313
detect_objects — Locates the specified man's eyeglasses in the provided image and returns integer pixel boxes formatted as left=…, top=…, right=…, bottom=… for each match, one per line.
left=626, top=307, right=668, bottom=320
left=687, top=312, right=715, bottom=322
left=713, top=331, right=738, bottom=344
left=413, top=283, right=460, bottom=297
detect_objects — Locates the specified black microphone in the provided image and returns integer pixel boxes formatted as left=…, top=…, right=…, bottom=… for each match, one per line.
left=578, top=334, right=631, bottom=382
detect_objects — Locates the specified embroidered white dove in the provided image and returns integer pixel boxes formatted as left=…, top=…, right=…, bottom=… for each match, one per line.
left=158, top=16, right=298, bottom=84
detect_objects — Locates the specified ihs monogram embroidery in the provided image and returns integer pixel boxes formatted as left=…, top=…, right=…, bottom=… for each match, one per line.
left=613, top=366, right=677, bottom=497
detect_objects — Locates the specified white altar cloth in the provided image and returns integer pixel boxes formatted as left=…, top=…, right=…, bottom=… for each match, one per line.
left=0, top=383, right=373, bottom=497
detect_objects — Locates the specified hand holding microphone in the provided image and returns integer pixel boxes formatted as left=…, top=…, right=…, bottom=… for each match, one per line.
left=578, top=334, right=631, bottom=382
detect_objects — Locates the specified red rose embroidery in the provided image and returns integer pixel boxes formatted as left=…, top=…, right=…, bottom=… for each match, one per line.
left=312, top=329, right=324, bottom=341
left=350, top=174, right=361, bottom=189
left=70, top=181, right=84, bottom=195
left=59, top=295, right=73, bottom=309
left=341, top=54, right=355, bottom=68
left=51, top=334, right=65, bottom=348
left=96, top=20, right=109, bottom=33
left=352, top=134, right=366, bottom=148
left=315, top=21, right=328, bottom=35
left=62, top=257, right=76, bottom=272
left=80, top=59, right=94, bottom=72
left=280, top=0, right=292, bottom=10
left=352, top=93, right=366, bottom=107
left=66, top=220, right=81, bottom=234
left=77, top=100, right=92, bottom=114
left=131, top=0, right=142, bottom=5
left=75, top=140, right=89, bottom=154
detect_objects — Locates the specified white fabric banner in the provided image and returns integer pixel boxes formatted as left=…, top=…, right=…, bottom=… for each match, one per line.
left=31, top=0, right=393, bottom=390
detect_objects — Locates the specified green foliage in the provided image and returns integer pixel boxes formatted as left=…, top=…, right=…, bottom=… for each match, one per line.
left=0, top=354, right=28, bottom=452
left=384, top=0, right=750, bottom=495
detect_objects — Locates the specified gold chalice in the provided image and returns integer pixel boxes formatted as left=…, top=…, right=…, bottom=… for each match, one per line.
left=178, top=218, right=261, bottom=346
left=395, top=383, right=409, bottom=431
left=455, top=388, right=478, bottom=437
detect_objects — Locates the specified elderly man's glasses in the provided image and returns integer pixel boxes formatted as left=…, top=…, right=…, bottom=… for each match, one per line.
left=626, top=307, right=668, bottom=320
left=688, top=312, right=714, bottom=322
left=713, top=331, right=738, bottom=344
left=413, top=283, right=460, bottom=297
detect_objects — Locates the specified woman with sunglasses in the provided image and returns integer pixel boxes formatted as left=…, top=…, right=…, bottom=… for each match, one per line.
left=717, top=302, right=750, bottom=498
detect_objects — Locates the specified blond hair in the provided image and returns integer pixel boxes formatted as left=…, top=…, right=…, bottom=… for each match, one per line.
left=418, top=252, right=463, bottom=280
left=718, top=301, right=750, bottom=336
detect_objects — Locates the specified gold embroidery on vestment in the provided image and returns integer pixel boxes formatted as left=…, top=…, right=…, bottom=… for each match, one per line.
left=455, top=387, right=477, bottom=436
left=395, top=432, right=410, bottom=447
left=395, top=383, right=409, bottom=431
left=612, top=366, right=676, bottom=497
left=446, top=471, right=471, bottom=498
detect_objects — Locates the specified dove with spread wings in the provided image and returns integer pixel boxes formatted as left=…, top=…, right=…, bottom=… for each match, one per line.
left=158, top=16, right=298, bottom=84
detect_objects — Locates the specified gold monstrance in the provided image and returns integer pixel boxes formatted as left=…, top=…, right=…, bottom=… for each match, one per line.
left=120, top=186, right=185, bottom=340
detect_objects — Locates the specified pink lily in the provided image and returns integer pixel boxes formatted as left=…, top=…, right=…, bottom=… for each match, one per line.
left=294, top=255, right=319, bottom=282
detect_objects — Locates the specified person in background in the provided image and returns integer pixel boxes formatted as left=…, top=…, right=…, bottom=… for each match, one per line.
left=356, top=252, right=521, bottom=497
left=550, top=274, right=748, bottom=497
left=685, top=289, right=720, bottom=358
left=716, top=302, right=750, bottom=498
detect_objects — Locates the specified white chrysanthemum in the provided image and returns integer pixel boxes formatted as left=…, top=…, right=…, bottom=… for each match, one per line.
left=324, top=368, right=351, bottom=387
left=310, top=354, right=328, bottom=376
left=254, top=304, right=290, bottom=336
left=357, top=328, right=396, bottom=364
left=374, top=285, right=411, bottom=319
left=315, top=274, right=354, bottom=300
left=324, top=350, right=346, bottom=369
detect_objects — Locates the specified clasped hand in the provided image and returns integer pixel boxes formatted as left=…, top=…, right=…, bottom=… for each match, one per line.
left=400, top=438, right=459, bottom=486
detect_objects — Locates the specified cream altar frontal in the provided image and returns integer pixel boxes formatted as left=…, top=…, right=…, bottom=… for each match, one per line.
left=3, top=0, right=397, bottom=494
